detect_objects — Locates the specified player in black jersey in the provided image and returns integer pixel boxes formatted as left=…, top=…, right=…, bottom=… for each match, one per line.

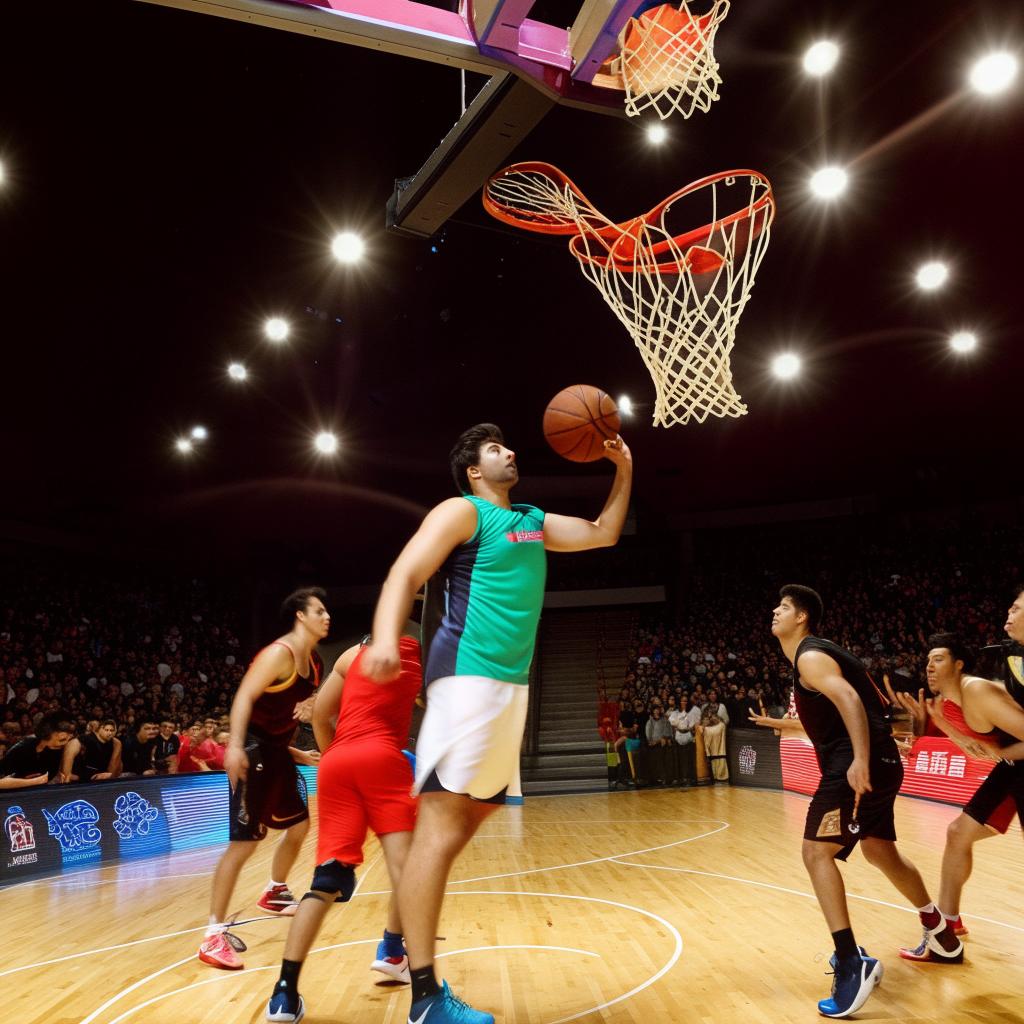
left=770, top=584, right=962, bottom=1019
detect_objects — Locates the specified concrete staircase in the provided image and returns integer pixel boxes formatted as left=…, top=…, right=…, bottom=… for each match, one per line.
left=521, top=608, right=635, bottom=795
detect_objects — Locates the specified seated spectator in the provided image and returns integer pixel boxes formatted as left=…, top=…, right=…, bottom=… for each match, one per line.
left=177, top=720, right=222, bottom=773
left=194, top=728, right=229, bottom=771
left=62, top=718, right=122, bottom=781
left=155, top=718, right=180, bottom=774
left=0, top=712, right=75, bottom=788
left=121, top=719, right=158, bottom=776
left=645, top=705, right=673, bottom=785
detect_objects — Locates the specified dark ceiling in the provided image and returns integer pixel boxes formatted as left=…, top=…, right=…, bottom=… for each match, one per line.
left=3, top=0, right=1021, bottom=576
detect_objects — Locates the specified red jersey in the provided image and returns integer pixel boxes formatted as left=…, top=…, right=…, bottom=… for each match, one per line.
left=249, top=641, right=323, bottom=745
left=940, top=697, right=1003, bottom=745
left=328, top=636, right=421, bottom=752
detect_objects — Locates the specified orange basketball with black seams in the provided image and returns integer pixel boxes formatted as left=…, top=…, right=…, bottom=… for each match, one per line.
left=543, top=384, right=621, bottom=463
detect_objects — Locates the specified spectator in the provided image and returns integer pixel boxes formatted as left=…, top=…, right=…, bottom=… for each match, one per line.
left=0, top=712, right=75, bottom=787
left=63, top=718, right=121, bottom=781
left=121, top=719, right=158, bottom=776
left=155, top=718, right=180, bottom=774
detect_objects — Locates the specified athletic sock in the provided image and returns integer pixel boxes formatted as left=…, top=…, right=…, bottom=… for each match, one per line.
left=382, top=929, right=405, bottom=958
left=276, top=958, right=303, bottom=992
left=941, top=910, right=958, bottom=922
left=410, top=965, right=441, bottom=1004
left=268, top=879, right=286, bottom=890
left=831, top=928, right=859, bottom=963
left=205, top=919, right=225, bottom=939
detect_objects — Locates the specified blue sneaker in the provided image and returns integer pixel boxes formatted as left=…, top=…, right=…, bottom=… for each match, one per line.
left=408, top=980, right=494, bottom=1024
left=818, top=954, right=883, bottom=1018
left=266, top=985, right=305, bottom=1023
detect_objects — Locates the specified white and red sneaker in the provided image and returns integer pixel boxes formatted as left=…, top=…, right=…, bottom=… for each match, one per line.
left=899, top=911, right=964, bottom=964
left=258, top=884, right=298, bottom=916
left=199, top=931, right=244, bottom=970
left=950, top=915, right=969, bottom=937
left=370, top=940, right=410, bottom=984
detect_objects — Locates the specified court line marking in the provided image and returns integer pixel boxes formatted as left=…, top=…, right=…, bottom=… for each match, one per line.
left=448, top=820, right=729, bottom=884
left=609, top=860, right=1024, bottom=935
left=79, top=954, right=197, bottom=1024
left=101, top=941, right=601, bottom=1024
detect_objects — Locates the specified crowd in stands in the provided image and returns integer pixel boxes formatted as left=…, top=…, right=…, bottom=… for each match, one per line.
left=0, top=562, right=249, bottom=786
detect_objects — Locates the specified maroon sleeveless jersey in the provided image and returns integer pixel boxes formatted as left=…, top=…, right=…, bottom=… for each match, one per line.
left=248, top=641, right=323, bottom=745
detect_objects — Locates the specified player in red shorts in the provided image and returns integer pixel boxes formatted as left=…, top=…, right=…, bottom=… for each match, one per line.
left=888, top=631, right=1024, bottom=951
left=265, top=626, right=423, bottom=1024
left=198, top=587, right=329, bottom=971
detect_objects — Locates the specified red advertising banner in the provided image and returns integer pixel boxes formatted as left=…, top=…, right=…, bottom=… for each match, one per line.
left=780, top=735, right=995, bottom=807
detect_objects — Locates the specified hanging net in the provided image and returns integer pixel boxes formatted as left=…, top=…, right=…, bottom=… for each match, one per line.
left=483, top=162, right=775, bottom=427
left=592, top=1, right=730, bottom=120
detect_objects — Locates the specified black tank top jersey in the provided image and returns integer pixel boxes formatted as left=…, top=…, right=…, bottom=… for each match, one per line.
left=793, top=636, right=896, bottom=767
left=248, top=643, right=323, bottom=745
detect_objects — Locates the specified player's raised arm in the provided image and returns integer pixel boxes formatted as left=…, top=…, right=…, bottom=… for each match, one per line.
left=225, top=644, right=293, bottom=787
left=543, top=438, right=633, bottom=552
left=798, top=649, right=873, bottom=793
left=364, top=498, right=476, bottom=681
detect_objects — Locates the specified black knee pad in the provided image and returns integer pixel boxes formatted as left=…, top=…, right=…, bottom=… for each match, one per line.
left=309, top=859, right=356, bottom=903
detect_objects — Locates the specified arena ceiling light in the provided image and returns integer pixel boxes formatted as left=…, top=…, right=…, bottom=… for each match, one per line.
left=331, top=231, right=366, bottom=264
left=968, top=51, right=1018, bottom=96
left=803, top=40, right=840, bottom=77
left=314, top=431, right=339, bottom=455
left=190, top=425, right=208, bottom=441
left=618, top=395, right=634, bottom=416
left=227, top=361, right=247, bottom=381
left=809, top=165, right=848, bottom=200
left=772, top=353, right=802, bottom=380
left=264, top=317, right=290, bottom=343
left=914, top=260, right=950, bottom=292
left=174, top=437, right=194, bottom=454
left=645, top=123, right=669, bottom=145
left=949, top=330, right=978, bottom=354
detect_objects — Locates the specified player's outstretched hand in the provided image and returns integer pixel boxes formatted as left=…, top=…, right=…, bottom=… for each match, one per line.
left=362, top=641, right=401, bottom=684
left=847, top=758, right=872, bottom=795
left=601, top=436, right=631, bottom=467
left=292, top=695, right=317, bottom=723
left=293, top=749, right=321, bottom=767
left=747, top=710, right=777, bottom=729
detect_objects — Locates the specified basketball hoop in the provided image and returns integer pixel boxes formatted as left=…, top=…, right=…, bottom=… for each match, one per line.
left=483, top=162, right=775, bottom=427
left=592, top=1, right=730, bottom=120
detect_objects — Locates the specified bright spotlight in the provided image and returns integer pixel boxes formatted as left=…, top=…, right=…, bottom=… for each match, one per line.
left=618, top=395, right=634, bottom=416
left=175, top=438, right=193, bottom=454
left=949, top=330, right=978, bottom=354
left=803, top=40, right=840, bottom=77
left=646, top=123, right=669, bottom=145
left=331, top=231, right=365, bottom=264
left=0, top=160, right=5, bottom=186
left=190, top=425, right=208, bottom=441
left=264, top=317, right=290, bottom=343
left=772, top=353, right=802, bottom=380
left=969, top=51, right=1018, bottom=96
left=314, top=431, right=339, bottom=455
left=915, top=261, right=950, bottom=291
left=809, top=166, right=848, bottom=199
left=228, top=362, right=247, bottom=381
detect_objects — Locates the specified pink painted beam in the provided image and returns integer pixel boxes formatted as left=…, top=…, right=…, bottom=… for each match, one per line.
left=464, top=1, right=537, bottom=53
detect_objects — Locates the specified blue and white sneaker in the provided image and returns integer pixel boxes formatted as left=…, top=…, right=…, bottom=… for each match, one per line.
left=266, top=985, right=305, bottom=1023
left=818, top=953, right=883, bottom=1018
left=407, top=980, right=494, bottom=1024
left=372, top=938, right=411, bottom=984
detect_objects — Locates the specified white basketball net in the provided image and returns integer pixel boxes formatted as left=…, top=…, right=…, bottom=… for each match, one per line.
left=485, top=167, right=774, bottom=427
left=614, top=0, right=730, bottom=120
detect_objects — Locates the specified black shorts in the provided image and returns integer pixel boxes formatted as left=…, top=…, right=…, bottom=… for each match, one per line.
left=419, top=767, right=508, bottom=805
left=963, top=760, right=1024, bottom=834
left=229, top=735, right=309, bottom=842
left=804, top=753, right=904, bottom=861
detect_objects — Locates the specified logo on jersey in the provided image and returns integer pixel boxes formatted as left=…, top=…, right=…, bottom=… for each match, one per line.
left=816, top=808, right=842, bottom=838
left=505, top=530, right=544, bottom=543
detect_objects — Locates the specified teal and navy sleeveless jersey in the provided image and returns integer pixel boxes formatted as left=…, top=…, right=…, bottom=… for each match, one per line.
left=424, top=495, right=547, bottom=686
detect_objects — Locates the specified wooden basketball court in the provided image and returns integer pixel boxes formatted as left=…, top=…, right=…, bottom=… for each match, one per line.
left=6, top=787, right=1022, bottom=1024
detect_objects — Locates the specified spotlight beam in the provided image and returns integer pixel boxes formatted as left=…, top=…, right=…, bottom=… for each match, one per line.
left=850, top=92, right=962, bottom=167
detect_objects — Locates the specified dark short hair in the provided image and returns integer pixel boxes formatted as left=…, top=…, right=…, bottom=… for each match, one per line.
left=99, top=719, right=116, bottom=729
left=449, top=423, right=504, bottom=494
left=928, top=632, right=975, bottom=672
left=280, top=586, right=328, bottom=625
left=36, top=713, right=75, bottom=740
left=779, top=584, right=824, bottom=633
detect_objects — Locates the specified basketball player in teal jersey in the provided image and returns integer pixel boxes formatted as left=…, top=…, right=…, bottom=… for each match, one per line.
left=362, top=422, right=632, bottom=1024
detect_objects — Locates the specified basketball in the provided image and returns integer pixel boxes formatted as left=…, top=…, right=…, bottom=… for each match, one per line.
left=543, top=384, right=621, bottom=462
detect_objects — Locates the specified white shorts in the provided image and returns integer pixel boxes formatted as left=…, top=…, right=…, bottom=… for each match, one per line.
left=414, top=676, right=528, bottom=802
